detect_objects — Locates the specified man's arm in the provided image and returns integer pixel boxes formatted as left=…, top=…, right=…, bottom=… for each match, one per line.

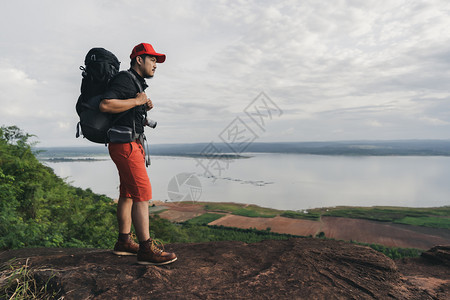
left=99, top=92, right=152, bottom=113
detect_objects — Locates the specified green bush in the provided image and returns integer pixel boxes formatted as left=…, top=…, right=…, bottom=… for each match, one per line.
left=362, top=243, right=422, bottom=259
left=280, top=210, right=321, bottom=221
left=0, top=125, right=117, bottom=250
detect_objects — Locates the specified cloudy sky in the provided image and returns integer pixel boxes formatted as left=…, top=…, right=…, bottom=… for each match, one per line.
left=1, top=0, right=450, bottom=147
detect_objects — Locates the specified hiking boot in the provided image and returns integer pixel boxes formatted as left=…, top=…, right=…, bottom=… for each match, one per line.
left=113, top=233, right=139, bottom=256
left=137, top=239, right=177, bottom=265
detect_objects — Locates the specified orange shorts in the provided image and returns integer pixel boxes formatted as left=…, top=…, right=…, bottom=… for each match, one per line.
left=108, top=141, right=152, bottom=202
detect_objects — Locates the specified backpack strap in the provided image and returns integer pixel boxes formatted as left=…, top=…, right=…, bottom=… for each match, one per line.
left=125, top=70, right=143, bottom=93
left=123, top=70, right=142, bottom=140
left=108, top=70, right=143, bottom=127
left=124, top=70, right=151, bottom=167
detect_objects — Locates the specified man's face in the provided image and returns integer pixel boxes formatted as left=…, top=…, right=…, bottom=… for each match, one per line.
left=140, top=56, right=157, bottom=78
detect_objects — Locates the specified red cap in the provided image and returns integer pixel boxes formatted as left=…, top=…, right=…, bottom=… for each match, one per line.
left=130, top=43, right=166, bottom=63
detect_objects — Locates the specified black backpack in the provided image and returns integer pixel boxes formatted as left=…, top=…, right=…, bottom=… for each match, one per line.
left=75, top=48, right=120, bottom=144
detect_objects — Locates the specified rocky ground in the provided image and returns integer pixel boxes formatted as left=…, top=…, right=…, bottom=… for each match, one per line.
left=1, top=239, right=448, bottom=299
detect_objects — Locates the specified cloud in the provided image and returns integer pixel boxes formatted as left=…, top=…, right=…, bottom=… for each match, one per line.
left=1, top=0, right=450, bottom=146
left=0, top=64, right=40, bottom=119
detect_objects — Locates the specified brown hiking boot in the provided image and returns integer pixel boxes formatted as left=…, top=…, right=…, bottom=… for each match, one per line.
left=137, top=239, right=177, bottom=265
left=113, top=233, right=139, bottom=256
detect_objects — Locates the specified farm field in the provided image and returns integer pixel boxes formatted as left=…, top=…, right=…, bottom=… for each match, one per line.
left=153, top=201, right=450, bottom=250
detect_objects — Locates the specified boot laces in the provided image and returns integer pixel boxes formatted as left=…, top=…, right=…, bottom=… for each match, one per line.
left=150, top=239, right=165, bottom=255
left=129, top=232, right=137, bottom=242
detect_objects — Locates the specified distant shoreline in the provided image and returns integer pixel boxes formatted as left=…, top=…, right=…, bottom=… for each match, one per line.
left=35, top=140, right=450, bottom=158
left=40, top=157, right=109, bottom=162
left=39, top=153, right=250, bottom=161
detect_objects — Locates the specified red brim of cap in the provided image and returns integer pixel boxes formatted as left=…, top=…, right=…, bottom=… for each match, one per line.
left=154, top=53, right=166, bottom=63
left=130, top=51, right=166, bottom=63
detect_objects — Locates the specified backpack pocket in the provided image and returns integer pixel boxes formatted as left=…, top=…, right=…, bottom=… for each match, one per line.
left=107, top=125, right=135, bottom=143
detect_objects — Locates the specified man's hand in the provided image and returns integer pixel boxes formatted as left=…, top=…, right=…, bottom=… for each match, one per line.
left=136, top=92, right=153, bottom=111
left=99, top=93, right=154, bottom=114
left=135, top=92, right=148, bottom=106
left=146, top=98, right=153, bottom=111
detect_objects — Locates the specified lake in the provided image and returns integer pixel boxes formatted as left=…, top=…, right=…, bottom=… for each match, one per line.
left=43, top=153, right=450, bottom=211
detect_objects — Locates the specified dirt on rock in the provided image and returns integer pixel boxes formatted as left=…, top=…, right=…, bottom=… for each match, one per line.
left=1, top=239, right=448, bottom=299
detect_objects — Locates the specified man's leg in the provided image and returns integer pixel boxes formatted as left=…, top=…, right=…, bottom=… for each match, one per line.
left=134, top=200, right=177, bottom=265
left=113, top=196, right=139, bottom=255
left=117, top=196, right=133, bottom=234
left=132, top=201, right=150, bottom=242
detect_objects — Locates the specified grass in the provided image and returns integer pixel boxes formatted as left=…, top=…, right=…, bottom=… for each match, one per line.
left=351, top=241, right=422, bottom=260
left=0, top=258, right=60, bottom=299
left=322, top=206, right=450, bottom=229
left=186, top=202, right=450, bottom=229
left=280, top=210, right=321, bottom=221
left=202, top=202, right=280, bottom=218
left=184, top=224, right=297, bottom=243
left=313, top=231, right=422, bottom=259
left=184, top=213, right=225, bottom=225
left=394, top=216, right=450, bottom=229
left=150, top=215, right=300, bottom=244
left=148, top=208, right=169, bottom=216
left=232, top=207, right=277, bottom=218
left=202, top=202, right=247, bottom=213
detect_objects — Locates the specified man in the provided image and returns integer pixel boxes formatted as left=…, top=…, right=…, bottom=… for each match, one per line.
left=99, top=43, right=177, bottom=265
